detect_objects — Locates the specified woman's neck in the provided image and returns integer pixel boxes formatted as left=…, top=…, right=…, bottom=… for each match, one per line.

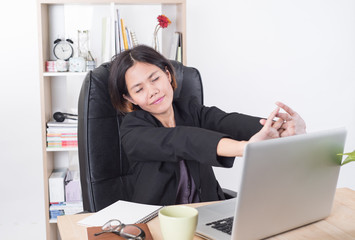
left=153, top=105, right=176, bottom=128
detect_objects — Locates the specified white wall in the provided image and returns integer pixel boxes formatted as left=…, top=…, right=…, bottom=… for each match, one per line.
left=1, top=1, right=355, bottom=239
left=0, top=0, right=46, bottom=240
left=187, top=0, right=355, bottom=191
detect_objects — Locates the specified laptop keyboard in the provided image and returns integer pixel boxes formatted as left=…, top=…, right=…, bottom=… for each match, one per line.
left=206, top=217, right=234, bottom=235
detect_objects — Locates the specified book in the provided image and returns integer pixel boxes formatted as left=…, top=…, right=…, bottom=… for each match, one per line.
left=50, top=201, right=83, bottom=211
left=102, top=17, right=111, bottom=62
left=114, top=20, right=119, bottom=55
left=65, top=170, right=82, bottom=202
left=49, top=209, right=65, bottom=220
left=47, top=120, right=77, bottom=128
left=169, top=32, right=180, bottom=60
left=120, top=18, right=129, bottom=50
left=49, top=169, right=67, bottom=203
left=47, top=141, right=77, bottom=148
left=116, top=9, right=125, bottom=53
left=78, top=200, right=162, bottom=227
left=126, top=27, right=132, bottom=49
left=47, top=129, right=77, bottom=134
left=177, top=32, right=183, bottom=63
left=49, top=201, right=83, bottom=220
left=169, top=32, right=183, bottom=62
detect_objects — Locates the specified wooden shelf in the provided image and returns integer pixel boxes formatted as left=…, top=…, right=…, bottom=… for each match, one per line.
left=39, top=0, right=185, bottom=4
left=43, top=72, right=88, bottom=77
left=46, top=147, right=78, bottom=152
left=49, top=219, right=57, bottom=224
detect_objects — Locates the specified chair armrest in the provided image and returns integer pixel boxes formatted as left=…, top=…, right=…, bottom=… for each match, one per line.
left=222, top=188, right=237, bottom=199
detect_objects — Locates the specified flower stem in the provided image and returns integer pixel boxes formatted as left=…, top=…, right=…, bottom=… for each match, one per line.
left=153, top=24, right=161, bottom=51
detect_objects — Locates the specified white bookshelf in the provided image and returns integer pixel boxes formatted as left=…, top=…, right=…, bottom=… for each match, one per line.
left=46, top=147, right=78, bottom=152
left=37, top=1, right=186, bottom=239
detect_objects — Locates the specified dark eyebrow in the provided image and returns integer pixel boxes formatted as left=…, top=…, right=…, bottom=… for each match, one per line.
left=130, top=83, right=142, bottom=91
left=148, top=70, right=159, bottom=79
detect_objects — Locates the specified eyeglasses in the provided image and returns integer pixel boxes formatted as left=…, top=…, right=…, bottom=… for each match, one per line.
left=94, top=219, right=145, bottom=240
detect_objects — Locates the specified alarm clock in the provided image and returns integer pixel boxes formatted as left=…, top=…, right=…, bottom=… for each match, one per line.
left=53, top=38, right=74, bottom=61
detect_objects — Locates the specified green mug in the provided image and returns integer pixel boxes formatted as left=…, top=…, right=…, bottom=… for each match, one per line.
left=159, top=205, right=198, bottom=240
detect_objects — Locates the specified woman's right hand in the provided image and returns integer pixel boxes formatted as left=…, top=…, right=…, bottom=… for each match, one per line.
left=248, top=107, right=283, bottom=144
left=217, top=107, right=283, bottom=157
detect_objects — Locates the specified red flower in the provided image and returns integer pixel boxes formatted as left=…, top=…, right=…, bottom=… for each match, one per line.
left=153, top=15, right=171, bottom=51
left=157, top=15, right=171, bottom=28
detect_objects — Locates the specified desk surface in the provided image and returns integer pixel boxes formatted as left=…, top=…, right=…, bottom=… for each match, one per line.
left=58, top=188, right=355, bottom=240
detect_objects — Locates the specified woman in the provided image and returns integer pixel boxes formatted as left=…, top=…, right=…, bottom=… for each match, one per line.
left=109, top=45, right=306, bottom=205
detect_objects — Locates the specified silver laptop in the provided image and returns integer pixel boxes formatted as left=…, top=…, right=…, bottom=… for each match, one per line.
left=196, top=128, right=346, bottom=240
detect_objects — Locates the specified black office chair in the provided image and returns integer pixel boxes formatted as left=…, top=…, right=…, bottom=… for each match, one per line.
left=78, top=60, right=235, bottom=212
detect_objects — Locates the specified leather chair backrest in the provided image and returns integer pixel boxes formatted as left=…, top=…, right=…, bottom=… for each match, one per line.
left=78, top=60, right=203, bottom=212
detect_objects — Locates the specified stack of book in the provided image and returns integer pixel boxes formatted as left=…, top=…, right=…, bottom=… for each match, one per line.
left=46, top=120, right=78, bottom=149
left=46, top=61, right=57, bottom=72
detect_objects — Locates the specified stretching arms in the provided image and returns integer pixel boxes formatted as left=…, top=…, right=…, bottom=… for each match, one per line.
left=216, top=102, right=306, bottom=157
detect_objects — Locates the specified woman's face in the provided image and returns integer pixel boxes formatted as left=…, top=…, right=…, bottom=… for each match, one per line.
left=124, top=61, right=174, bottom=117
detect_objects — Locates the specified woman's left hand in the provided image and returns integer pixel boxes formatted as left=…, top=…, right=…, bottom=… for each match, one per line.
left=266, top=101, right=306, bottom=137
left=275, top=101, right=306, bottom=137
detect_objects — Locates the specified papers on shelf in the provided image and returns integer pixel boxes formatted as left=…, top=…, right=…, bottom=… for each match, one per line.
left=78, top=200, right=162, bottom=227
left=47, top=120, right=78, bottom=148
left=50, top=201, right=83, bottom=220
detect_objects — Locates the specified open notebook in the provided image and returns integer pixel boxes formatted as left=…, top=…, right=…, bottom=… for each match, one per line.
left=78, top=200, right=162, bottom=227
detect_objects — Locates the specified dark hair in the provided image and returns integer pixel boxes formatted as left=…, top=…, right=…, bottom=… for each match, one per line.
left=109, top=45, right=177, bottom=113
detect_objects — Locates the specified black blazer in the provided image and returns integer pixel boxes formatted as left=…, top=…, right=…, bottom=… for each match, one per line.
left=120, top=97, right=262, bottom=205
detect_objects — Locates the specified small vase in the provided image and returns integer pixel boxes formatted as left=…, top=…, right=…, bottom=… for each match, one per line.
left=153, top=33, right=160, bottom=52
left=153, top=25, right=161, bottom=52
